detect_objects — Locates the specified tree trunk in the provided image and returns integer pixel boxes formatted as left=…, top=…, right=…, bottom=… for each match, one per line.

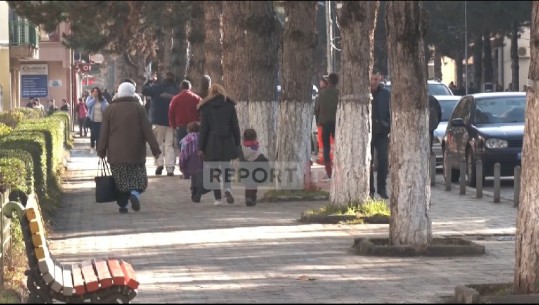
left=455, top=52, right=464, bottom=88
left=204, top=1, right=223, bottom=85
left=245, top=1, right=279, bottom=161
left=385, top=1, right=432, bottom=250
left=276, top=1, right=318, bottom=190
left=330, top=1, right=378, bottom=205
left=514, top=2, right=539, bottom=294
left=434, top=48, right=442, bottom=81
left=186, top=1, right=206, bottom=91
left=222, top=2, right=250, bottom=132
left=511, top=21, right=520, bottom=91
left=473, top=34, right=483, bottom=92
left=171, top=18, right=188, bottom=81
left=483, top=30, right=493, bottom=83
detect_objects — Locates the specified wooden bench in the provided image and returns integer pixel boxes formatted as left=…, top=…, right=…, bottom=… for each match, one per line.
left=3, top=193, right=139, bottom=303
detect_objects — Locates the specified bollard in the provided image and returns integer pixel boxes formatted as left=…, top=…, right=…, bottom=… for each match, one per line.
left=430, top=153, right=436, bottom=186
left=459, top=160, right=466, bottom=195
left=493, top=163, right=501, bottom=203
left=445, top=152, right=452, bottom=191
left=514, top=165, right=521, bottom=207
left=476, top=159, right=483, bottom=199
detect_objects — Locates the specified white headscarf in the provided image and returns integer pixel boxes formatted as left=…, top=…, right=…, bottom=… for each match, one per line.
left=117, top=82, right=136, bottom=98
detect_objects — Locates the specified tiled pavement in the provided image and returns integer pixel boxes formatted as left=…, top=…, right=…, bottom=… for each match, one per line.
left=47, top=135, right=518, bottom=303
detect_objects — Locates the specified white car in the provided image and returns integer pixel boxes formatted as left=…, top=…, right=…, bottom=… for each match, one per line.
left=432, top=95, right=461, bottom=166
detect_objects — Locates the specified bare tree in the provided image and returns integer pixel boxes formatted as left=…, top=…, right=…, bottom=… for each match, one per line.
left=186, top=1, right=206, bottom=90
left=171, top=18, right=188, bottom=80
left=514, top=1, right=539, bottom=294
left=330, top=2, right=379, bottom=205
left=276, top=1, right=318, bottom=190
left=245, top=1, right=279, bottom=161
left=222, top=2, right=250, bottom=132
left=385, top=1, right=432, bottom=250
left=204, top=1, right=223, bottom=84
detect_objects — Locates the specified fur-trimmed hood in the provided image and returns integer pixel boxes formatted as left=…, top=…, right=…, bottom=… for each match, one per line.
left=197, top=93, right=236, bottom=110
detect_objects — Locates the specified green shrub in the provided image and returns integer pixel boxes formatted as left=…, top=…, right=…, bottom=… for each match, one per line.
left=0, top=111, right=24, bottom=128
left=50, top=112, right=71, bottom=148
left=15, top=107, right=44, bottom=120
left=0, top=149, right=34, bottom=194
left=0, top=123, right=12, bottom=138
left=0, top=158, right=28, bottom=195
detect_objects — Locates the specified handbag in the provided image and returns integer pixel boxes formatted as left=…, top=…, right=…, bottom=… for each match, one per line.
left=95, top=158, right=118, bottom=203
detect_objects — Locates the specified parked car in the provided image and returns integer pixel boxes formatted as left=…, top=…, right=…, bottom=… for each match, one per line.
left=442, top=92, right=526, bottom=187
left=383, top=79, right=454, bottom=96
left=432, top=95, right=462, bottom=167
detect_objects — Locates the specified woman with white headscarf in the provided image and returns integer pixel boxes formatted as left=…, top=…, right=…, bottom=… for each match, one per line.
left=97, top=82, right=161, bottom=213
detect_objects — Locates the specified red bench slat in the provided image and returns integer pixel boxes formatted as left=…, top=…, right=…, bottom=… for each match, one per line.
left=80, top=260, right=99, bottom=293
left=107, top=259, right=125, bottom=286
left=71, top=263, right=86, bottom=296
left=120, top=260, right=139, bottom=290
left=93, top=259, right=113, bottom=288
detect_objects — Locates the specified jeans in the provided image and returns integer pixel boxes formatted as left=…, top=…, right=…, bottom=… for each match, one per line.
left=321, top=122, right=336, bottom=163
left=78, top=117, right=88, bottom=136
left=370, top=133, right=389, bottom=194
left=204, top=161, right=231, bottom=200
left=90, top=121, right=102, bottom=148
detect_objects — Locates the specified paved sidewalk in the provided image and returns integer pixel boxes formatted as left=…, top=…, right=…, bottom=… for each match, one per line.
left=47, top=136, right=518, bottom=303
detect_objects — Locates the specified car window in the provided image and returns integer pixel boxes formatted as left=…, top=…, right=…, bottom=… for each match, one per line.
left=440, top=100, right=459, bottom=121
left=461, top=97, right=473, bottom=124
left=450, top=98, right=467, bottom=121
left=428, top=84, right=452, bottom=96
left=475, top=96, right=526, bottom=124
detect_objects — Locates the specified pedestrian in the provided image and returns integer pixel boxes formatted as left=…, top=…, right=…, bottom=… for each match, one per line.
left=370, top=68, right=391, bottom=200
left=74, top=97, right=88, bottom=137
left=97, top=82, right=161, bottom=214
left=197, top=84, right=241, bottom=205
left=239, top=128, right=269, bottom=207
left=112, top=79, right=144, bottom=105
left=60, top=98, right=70, bottom=112
left=86, top=87, right=109, bottom=154
left=199, top=75, right=211, bottom=99
left=46, top=99, right=58, bottom=115
left=142, top=71, right=180, bottom=176
left=314, top=73, right=339, bottom=180
left=102, top=88, right=112, bottom=103
left=169, top=80, right=202, bottom=162
left=428, top=95, right=442, bottom=153
left=179, top=121, right=210, bottom=203
left=26, top=98, right=35, bottom=108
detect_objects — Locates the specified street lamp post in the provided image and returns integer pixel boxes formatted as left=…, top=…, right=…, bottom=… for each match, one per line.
left=464, top=1, right=468, bottom=94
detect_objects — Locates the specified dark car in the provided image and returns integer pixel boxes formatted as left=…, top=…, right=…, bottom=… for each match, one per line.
left=442, top=92, right=526, bottom=187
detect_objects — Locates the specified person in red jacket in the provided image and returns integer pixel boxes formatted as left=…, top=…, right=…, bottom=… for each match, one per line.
left=169, top=80, right=202, bottom=176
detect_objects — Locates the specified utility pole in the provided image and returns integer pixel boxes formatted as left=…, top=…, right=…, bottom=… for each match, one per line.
left=326, top=1, right=333, bottom=73
left=464, top=0, right=468, bottom=94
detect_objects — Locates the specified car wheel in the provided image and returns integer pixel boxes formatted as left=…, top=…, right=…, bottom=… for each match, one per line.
left=443, top=147, right=459, bottom=183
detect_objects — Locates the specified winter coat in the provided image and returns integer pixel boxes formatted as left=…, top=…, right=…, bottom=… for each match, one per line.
left=169, top=89, right=201, bottom=128
left=314, top=86, right=339, bottom=125
left=179, top=132, right=203, bottom=178
left=142, top=79, right=179, bottom=126
left=198, top=94, right=241, bottom=162
left=97, top=96, right=161, bottom=164
left=371, top=85, right=391, bottom=135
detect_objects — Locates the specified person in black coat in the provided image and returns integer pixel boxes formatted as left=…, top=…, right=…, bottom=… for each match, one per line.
left=197, top=84, right=241, bottom=205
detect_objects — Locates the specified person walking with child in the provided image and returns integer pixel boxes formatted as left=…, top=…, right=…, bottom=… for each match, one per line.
left=197, top=84, right=241, bottom=205
left=97, top=82, right=161, bottom=213
left=239, top=128, right=269, bottom=207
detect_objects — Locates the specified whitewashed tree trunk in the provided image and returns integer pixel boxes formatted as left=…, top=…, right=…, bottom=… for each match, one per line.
left=204, top=1, right=223, bottom=84
left=245, top=1, right=279, bottom=161
left=222, top=2, right=250, bottom=132
left=276, top=1, right=318, bottom=190
left=331, top=1, right=378, bottom=205
left=385, top=1, right=432, bottom=250
left=514, top=1, right=539, bottom=294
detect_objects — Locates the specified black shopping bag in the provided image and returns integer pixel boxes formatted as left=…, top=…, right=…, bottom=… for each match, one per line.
left=95, top=158, right=118, bottom=203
